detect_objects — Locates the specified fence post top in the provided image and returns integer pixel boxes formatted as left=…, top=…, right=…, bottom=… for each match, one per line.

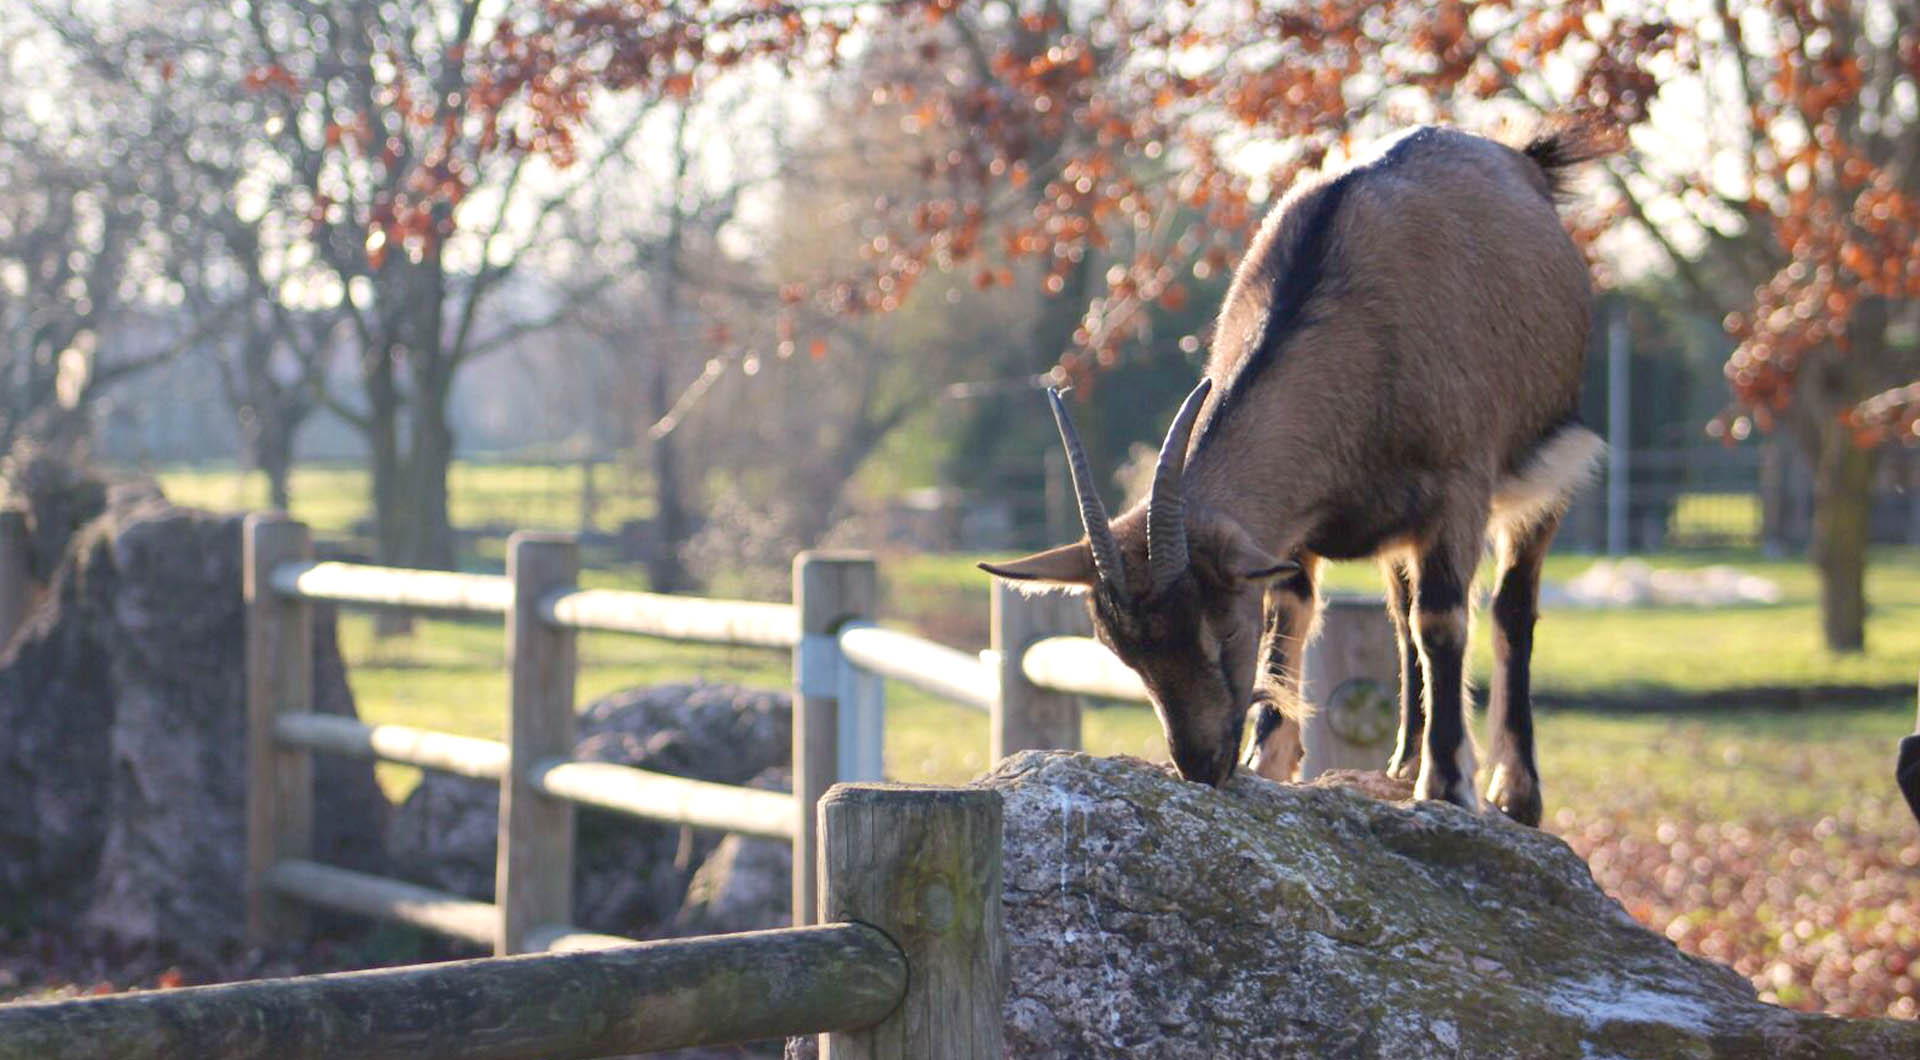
left=793, top=550, right=876, bottom=568
left=244, top=511, right=306, bottom=531
left=820, top=782, right=1002, bottom=813
left=506, top=530, right=580, bottom=548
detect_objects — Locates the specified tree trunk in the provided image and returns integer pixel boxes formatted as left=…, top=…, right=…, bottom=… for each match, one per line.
left=406, top=370, right=457, bottom=573
left=262, top=432, right=294, bottom=513
left=254, top=399, right=302, bottom=513
left=645, top=110, right=700, bottom=596
left=1758, top=438, right=1790, bottom=558
left=364, top=352, right=415, bottom=637
left=1809, top=420, right=1878, bottom=653
left=645, top=361, right=694, bottom=594
left=366, top=359, right=406, bottom=565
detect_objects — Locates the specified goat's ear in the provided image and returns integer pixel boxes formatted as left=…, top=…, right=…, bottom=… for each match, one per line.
left=978, top=542, right=1097, bottom=590
left=1192, top=512, right=1294, bottom=585
left=1240, top=557, right=1300, bottom=582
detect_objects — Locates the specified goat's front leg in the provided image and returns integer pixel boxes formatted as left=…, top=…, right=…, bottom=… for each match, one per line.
left=1245, top=555, right=1320, bottom=781
left=1382, top=558, right=1427, bottom=780
left=1411, top=528, right=1482, bottom=811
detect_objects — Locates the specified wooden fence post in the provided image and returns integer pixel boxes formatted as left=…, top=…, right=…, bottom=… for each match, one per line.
left=0, top=506, right=31, bottom=651
left=1299, top=594, right=1398, bottom=778
left=990, top=580, right=1087, bottom=760
left=498, top=532, right=580, bottom=955
left=820, top=784, right=1005, bottom=1059
left=792, top=552, right=877, bottom=927
left=244, top=514, right=314, bottom=945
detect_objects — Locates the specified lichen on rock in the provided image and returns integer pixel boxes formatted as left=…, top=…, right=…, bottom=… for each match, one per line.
left=982, top=751, right=1919, bottom=1060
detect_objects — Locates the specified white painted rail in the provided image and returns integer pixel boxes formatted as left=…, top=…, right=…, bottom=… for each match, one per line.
left=269, top=561, right=513, bottom=615
left=274, top=713, right=509, bottom=780
left=837, top=625, right=995, bottom=713
left=541, top=587, right=797, bottom=648
left=528, top=759, right=796, bottom=840
left=520, top=925, right=644, bottom=953
left=273, top=713, right=795, bottom=839
left=265, top=859, right=640, bottom=956
left=265, top=859, right=501, bottom=947
left=1019, top=635, right=1150, bottom=702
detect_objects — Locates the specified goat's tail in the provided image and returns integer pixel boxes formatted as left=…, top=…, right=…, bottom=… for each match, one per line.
left=1515, top=113, right=1623, bottom=199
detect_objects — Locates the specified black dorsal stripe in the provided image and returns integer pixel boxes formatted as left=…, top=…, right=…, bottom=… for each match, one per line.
left=1195, top=169, right=1357, bottom=455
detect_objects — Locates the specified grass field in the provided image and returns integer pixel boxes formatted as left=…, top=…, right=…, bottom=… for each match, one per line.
left=153, top=460, right=1919, bottom=696
left=154, top=460, right=654, bottom=537
left=338, top=541, right=1920, bottom=796
left=887, top=546, right=1920, bottom=695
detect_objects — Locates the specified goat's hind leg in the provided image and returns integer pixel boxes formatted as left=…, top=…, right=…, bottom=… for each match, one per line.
left=1483, top=512, right=1560, bottom=827
left=1245, top=555, right=1321, bottom=781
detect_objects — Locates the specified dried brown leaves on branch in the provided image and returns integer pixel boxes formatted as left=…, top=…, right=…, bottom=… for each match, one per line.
left=835, top=1, right=1670, bottom=386
left=480, top=1, right=1668, bottom=383
left=492, top=1, right=1916, bottom=437
left=1709, top=1, right=1920, bottom=446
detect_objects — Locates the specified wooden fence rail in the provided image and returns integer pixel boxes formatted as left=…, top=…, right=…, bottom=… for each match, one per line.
left=837, top=623, right=995, bottom=712
left=0, top=784, right=1003, bottom=1060
left=274, top=713, right=510, bottom=781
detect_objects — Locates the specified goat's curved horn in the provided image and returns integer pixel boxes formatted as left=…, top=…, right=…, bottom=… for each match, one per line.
left=1047, top=388, right=1126, bottom=593
left=1147, top=378, right=1212, bottom=592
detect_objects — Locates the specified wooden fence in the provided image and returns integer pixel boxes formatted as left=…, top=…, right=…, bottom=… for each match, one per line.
left=0, top=511, right=1389, bottom=1058
left=237, top=516, right=1386, bottom=957
left=242, top=516, right=877, bottom=949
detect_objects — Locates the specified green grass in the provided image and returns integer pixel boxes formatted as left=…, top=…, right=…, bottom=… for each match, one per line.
left=344, top=594, right=1915, bottom=811
left=1668, top=492, right=1762, bottom=547
left=909, top=546, right=1920, bottom=696
left=191, top=456, right=1911, bottom=798
left=159, top=459, right=1915, bottom=696
left=151, top=461, right=655, bottom=536
left=341, top=542, right=1920, bottom=800
left=1537, top=701, right=1913, bottom=829
left=160, top=465, right=372, bottom=535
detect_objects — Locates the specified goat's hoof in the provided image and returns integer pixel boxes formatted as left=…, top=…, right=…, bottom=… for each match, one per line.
left=1385, top=752, right=1420, bottom=781
left=1486, top=764, right=1542, bottom=827
left=1414, top=765, right=1481, bottom=813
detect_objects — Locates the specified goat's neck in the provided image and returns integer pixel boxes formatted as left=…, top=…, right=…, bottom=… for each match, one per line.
left=1184, top=431, right=1319, bottom=560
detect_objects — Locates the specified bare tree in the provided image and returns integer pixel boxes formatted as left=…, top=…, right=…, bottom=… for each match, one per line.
left=0, top=15, right=202, bottom=457
left=43, top=0, right=651, bottom=569
left=556, top=91, right=779, bottom=592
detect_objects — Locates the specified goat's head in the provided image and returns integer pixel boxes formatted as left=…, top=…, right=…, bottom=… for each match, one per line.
left=980, top=380, right=1295, bottom=786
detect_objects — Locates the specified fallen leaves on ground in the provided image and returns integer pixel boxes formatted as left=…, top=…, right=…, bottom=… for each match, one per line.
left=1555, top=797, right=1920, bottom=1018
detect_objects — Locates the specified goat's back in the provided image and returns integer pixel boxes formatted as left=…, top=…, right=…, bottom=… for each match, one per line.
left=1192, top=125, right=1594, bottom=530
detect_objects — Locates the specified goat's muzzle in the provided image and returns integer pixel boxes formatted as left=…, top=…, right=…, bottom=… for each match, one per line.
left=1170, top=741, right=1238, bottom=788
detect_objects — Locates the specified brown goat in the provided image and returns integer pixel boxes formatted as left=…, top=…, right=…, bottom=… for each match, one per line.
left=982, top=121, right=1611, bottom=825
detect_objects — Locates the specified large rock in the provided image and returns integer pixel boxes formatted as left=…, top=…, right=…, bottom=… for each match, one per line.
left=0, top=441, right=112, bottom=587
left=0, top=492, right=385, bottom=957
left=389, top=682, right=792, bottom=937
left=671, top=768, right=795, bottom=938
left=974, top=752, right=1919, bottom=1059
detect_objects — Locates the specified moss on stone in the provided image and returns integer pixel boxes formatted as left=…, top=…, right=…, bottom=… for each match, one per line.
left=985, top=751, right=1920, bottom=1060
